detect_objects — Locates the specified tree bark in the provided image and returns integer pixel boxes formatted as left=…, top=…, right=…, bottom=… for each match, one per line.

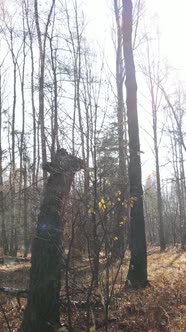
left=23, top=164, right=29, bottom=257
left=34, top=0, right=56, bottom=178
left=24, top=0, right=37, bottom=187
left=145, top=39, right=166, bottom=251
left=122, top=0, right=147, bottom=287
left=10, top=30, right=17, bottom=256
left=113, top=0, right=128, bottom=259
left=0, top=66, right=8, bottom=254
left=20, top=150, right=84, bottom=332
left=49, top=35, right=59, bottom=161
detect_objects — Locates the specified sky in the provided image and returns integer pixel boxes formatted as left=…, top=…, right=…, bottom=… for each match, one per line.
left=2, top=0, right=186, bottom=182
left=148, top=0, right=186, bottom=76
left=84, top=0, right=186, bottom=182
left=84, top=0, right=186, bottom=76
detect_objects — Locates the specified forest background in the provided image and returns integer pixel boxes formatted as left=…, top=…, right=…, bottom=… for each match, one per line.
left=0, top=0, right=186, bottom=331
left=0, top=0, right=186, bottom=253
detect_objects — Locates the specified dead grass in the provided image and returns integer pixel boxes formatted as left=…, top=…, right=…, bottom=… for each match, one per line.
left=0, top=248, right=185, bottom=331
left=106, top=247, right=186, bottom=332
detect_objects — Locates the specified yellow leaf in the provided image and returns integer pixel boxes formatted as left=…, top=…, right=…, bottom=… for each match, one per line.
left=122, top=202, right=128, bottom=208
left=98, top=198, right=106, bottom=210
left=89, top=326, right=96, bottom=332
left=98, top=201, right=102, bottom=209
left=113, top=236, right=118, bottom=241
left=115, top=190, right=121, bottom=197
left=88, top=208, right=92, bottom=215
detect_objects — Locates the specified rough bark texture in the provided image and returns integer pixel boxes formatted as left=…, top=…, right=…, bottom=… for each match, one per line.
left=122, top=0, right=147, bottom=287
left=20, top=149, right=84, bottom=332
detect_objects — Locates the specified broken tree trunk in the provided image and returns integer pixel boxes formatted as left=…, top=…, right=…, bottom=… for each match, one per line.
left=20, top=149, right=84, bottom=332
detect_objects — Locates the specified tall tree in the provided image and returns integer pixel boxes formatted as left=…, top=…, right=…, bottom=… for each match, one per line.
left=34, top=0, right=55, bottom=178
left=161, top=86, right=186, bottom=249
left=7, top=24, right=19, bottom=255
left=142, top=38, right=166, bottom=250
left=0, top=63, right=8, bottom=254
left=113, top=0, right=128, bottom=259
left=144, top=174, right=158, bottom=245
left=24, top=0, right=37, bottom=187
left=163, top=89, right=186, bottom=248
left=122, top=0, right=147, bottom=287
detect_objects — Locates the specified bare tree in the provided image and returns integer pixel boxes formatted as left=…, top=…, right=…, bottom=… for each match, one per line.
left=141, top=36, right=166, bottom=250
left=163, top=88, right=186, bottom=248
left=112, top=0, right=129, bottom=259
left=34, top=0, right=56, bottom=178
left=24, top=0, right=37, bottom=187
left=122, top=0, right=147, bottom=287
left=48, top=30, right=59, bottom=160
left=2, top=19, right=22, bottom=255
left=0, top=62, right=8, bottom=254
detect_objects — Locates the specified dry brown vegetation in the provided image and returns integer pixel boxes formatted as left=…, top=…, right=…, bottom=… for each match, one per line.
left=0, top=248, right=185, bottom=332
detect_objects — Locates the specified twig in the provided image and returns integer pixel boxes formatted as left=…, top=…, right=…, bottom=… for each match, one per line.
left=0, top=302, right=11, bottom=331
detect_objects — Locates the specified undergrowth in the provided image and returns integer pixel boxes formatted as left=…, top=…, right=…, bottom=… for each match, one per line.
left=0, top=248, right=185, bottom=331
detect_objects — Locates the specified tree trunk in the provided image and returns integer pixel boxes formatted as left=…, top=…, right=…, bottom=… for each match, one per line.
left=92, top=138, right=100, bottom=288
left=155, top=143, right=166, bottom=250
left=113, top=0, right=128, bottom=259
left=24, top=0, right=37, bottom=187
left=34, top=0, right=47, bottom=178
left=49, top=36, right=59, bottom=161
left=34, top=0, right=56, bottom=178
left=10, top=39, right=17, bottom=256
left=145, top=38, right=166, bottom=251
left=20, top=150, right=84, bottom=332
left=0, top=66, right=8, bottom=254
left=122, top=0, right=147, bottom=287
left=178, top=143, right=186, bottom=248
left=23, top=164, right=29, bottom=257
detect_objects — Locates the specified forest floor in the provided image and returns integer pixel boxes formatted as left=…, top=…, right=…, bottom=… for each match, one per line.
left=0, top=247, right=185, bottom=331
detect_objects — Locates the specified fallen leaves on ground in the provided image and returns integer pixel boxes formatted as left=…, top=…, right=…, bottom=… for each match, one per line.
left=0, top=248, right=185, bottom=331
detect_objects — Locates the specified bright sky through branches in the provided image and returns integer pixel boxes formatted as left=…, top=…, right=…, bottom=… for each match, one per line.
left=84, top=0, right=186, bottom=183
left=85, top=0, right=186, bottom=77
left=148, top=0, right=186, bottom=75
